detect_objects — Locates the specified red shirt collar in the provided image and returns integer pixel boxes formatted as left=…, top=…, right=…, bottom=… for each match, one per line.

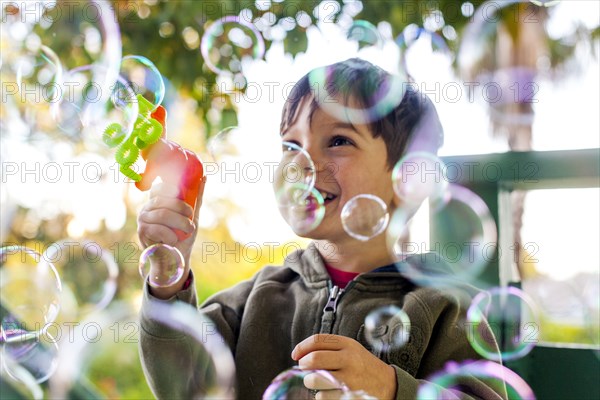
left=324, top=263, right=360, bottom=288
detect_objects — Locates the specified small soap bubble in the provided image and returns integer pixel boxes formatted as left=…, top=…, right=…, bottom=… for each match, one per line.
left=276, top=184, right=326, bottom=236
left=41, top=239, right=118, bottom=320
left=201, top=16, right=265, bottom=75
left=467, top=286, right=540, bottom=362
left=207, top=126, right=245, bottom=164
left=273, top=141, right=317, bottom=203
left=392, top=152, right=448, bottom=206
left=364, top=305, right=410, bottom=353
left=13, top=45, right=63, bottom=108
left=341, top=194, right=389, bottom=241
left=57, top=65, right=138, bottom=144
left=139, top=243, right=185, bottom=288
left=120, top=55, right=165, bottom=111
left=263, top=367, right=347, bottom=399
left=48, top=303, right=156, bottom=399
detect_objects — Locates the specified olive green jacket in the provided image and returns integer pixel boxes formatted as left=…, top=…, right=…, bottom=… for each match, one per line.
left=139, top=243, right=506, bottom=399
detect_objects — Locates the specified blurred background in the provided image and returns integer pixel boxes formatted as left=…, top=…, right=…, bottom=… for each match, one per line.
left=1, top=0, right=599, bottom=398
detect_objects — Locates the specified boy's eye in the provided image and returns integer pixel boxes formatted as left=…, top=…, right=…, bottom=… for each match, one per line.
left=330, top=136, right=353, bottom=147
left=282, top=141, right=301, bottom=152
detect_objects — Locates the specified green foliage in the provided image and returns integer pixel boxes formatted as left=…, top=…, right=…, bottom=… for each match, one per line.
left=109, top=0, right=593, bottom=140
left=109, top=0, right=488, bottom=138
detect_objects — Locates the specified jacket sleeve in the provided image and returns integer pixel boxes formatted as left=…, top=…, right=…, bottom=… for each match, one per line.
left=392, top=290, right=509, bottom=400
left=138, top=270, right=256, bottom=399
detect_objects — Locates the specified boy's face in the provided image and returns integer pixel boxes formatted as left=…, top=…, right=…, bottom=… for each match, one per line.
left=280, top=97, right=396, bottom=242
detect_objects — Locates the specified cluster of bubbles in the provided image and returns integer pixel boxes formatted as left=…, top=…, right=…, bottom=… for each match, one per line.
left=0, top=0, right=247, bottom=395
left=2, top=0, right=572, bottom=398
left=0, top=243, right=114, bottom=390
left=0, top=240, right=231, bottom=397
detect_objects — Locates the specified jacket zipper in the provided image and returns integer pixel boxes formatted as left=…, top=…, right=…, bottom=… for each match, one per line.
left=321, top=281, right=356, bottom=334
left=324, top=284, right=342, bottom=313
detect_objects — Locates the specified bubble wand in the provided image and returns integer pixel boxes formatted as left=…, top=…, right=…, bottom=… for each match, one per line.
left=103, top=93, right=204, bottom=241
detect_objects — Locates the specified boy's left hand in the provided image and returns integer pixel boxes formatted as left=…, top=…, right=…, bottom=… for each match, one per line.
left=291, top=334, right=397, bottom=399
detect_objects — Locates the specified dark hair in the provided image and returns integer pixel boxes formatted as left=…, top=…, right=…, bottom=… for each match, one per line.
left=280, top=58, right=443, bottom=169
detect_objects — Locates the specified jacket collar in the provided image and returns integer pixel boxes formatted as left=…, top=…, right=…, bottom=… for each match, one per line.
left=285, top=242, right=411, bottom=287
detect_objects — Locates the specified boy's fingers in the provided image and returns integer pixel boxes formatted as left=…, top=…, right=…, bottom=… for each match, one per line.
left=145, top=197, right=194, bottom=218
left=292, top=334, right=345, bottom=360
left=138, top=224, right=178, bottom=247
left=139, top=209, right=195, bottom=234
left=298, top=350, right=341, bottom=371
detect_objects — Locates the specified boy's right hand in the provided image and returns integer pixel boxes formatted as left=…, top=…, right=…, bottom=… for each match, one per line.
left=137, top=176, right=207, bottom=299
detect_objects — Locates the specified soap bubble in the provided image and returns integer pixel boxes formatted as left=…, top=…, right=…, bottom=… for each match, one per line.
left=49, top=303, right=155, bottom=399
left=0, top=246, right=61, bottom=334
left=341, top=194, right=389, bottom=241
left=390, top=184, right=497, bottom=290
left=364, top=305, right=410, bottom=353
left=418, top=360, right=536, bottom=399
left=120, top=55, right=165, bottom=111
left=7, top=45, right=64, bottom=119
left=263, top=367, right=348, bottom=399
left=1, top=0, right=122, bottom=133
left=139, top=243, right=185, bottom=288
left=41, top=239, right=118, bottom=320
left=467, top=286, right=540, bottom=362
left=428, top=184, right=498, bottom=286
left=392, top=152, right=448, bottom=206
left=395, top=25, right=451, bottom=77
left=307, top=62, right=407, bottom=125
left=122, top=301, right=236, bottom=398
left=57, top=65, right=139, bottom=144
left=276, top=184, right=326, bottom=236
left=457, top=0, right=554, bottom=131
left=273, top=141, right=317, bottom=204
left=201, top=16, right=265, bottom=75
left=207, top=125, right=246, bottom=164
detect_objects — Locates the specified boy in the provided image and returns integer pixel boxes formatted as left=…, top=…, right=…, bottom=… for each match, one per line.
left=137, top=58, right=505, bottom=399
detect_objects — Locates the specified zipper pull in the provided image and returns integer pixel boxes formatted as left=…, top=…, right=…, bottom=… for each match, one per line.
left=323, top=285, right=342, bottom=313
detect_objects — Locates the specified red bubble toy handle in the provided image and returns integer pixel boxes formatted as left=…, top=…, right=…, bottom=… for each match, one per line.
left=136, top=105, right=204, bottom=241
left=174, top=149, right=203, bottom=241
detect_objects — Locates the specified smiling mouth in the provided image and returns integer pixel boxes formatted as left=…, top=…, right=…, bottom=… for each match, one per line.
left=317, top=189, right=338, bottom=205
